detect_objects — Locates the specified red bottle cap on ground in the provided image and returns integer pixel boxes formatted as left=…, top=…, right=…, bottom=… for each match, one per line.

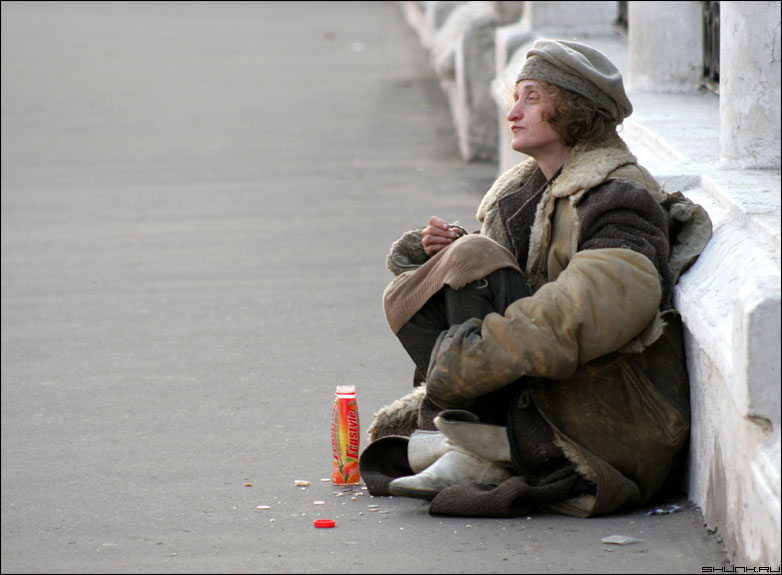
left=313, top=519, right=336, bottom=528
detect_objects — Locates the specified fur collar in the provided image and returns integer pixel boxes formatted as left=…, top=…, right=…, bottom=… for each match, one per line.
left=477, top=131, right=637, bottom=224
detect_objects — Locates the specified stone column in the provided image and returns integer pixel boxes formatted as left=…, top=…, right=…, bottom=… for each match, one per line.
left=719, top=1, right=782, bottom=169
left=627, top=0, right=703, bottom=93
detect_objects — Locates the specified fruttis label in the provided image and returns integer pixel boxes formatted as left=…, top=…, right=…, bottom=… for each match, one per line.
left=331, top=393, right=360, bottom=485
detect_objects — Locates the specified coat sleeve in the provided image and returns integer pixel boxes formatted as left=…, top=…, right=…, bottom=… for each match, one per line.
left=425, top=248, right=662, bottom=408
left=386, top=228, right=426, bottom=276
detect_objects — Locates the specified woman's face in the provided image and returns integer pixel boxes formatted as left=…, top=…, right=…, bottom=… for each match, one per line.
left=506, top=80, right=563, bottom=157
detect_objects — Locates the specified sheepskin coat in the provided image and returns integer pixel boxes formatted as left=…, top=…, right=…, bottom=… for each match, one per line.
left=364, top=131, right=712, bottom=518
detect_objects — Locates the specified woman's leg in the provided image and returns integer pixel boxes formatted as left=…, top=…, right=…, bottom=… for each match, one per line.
left=397, top=267, right=531, bottom=375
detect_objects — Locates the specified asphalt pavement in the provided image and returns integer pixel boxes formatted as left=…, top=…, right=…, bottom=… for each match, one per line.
left=1, top=2, right=730, bottom=573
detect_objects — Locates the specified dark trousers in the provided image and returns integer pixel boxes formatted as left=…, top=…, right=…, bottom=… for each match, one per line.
left=396, top=267, right=531, bottom=427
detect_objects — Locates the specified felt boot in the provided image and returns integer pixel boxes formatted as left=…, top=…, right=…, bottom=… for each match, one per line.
left=407, top=430, right=451, bottom=473
left=388, top=448, right=512, bottom=500
left=434, top=410, right=512, bottom=464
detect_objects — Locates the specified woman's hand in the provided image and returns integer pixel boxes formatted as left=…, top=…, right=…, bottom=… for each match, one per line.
left=421, top=216, right=465, bottom=257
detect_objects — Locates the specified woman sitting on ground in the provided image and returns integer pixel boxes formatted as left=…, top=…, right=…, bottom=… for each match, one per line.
left=358, top=39, right=712, bottom=518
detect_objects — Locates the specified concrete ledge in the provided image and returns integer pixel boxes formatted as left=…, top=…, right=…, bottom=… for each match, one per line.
left=675, top=186, right=780, bottom=417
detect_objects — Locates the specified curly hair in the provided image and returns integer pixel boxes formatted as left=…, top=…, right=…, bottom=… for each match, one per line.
left=537, top=80, right=619, bottom=146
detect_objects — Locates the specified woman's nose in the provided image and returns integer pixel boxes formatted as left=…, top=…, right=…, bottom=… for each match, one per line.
left=507, top=101, right=521, bottom=122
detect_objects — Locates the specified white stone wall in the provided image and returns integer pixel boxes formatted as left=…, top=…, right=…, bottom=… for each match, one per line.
left=400, top=0, right=782, bottom=567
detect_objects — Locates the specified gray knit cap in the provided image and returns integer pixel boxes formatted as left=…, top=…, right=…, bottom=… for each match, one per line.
left=516, top=39, right=632, bottom=121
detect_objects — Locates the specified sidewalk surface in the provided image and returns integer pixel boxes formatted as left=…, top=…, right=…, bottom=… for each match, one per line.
left=1, top=2, right=730, bottom=573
